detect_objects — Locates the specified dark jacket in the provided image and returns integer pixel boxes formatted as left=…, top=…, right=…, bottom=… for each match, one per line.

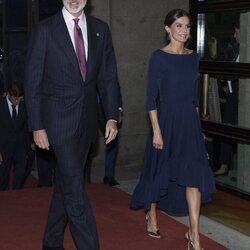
left=0, top=96, right=29, bottom=155
left=24, top=12, right=119, bottom=144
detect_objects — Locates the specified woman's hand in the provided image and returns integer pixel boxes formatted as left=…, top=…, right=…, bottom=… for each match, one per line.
left=153, top=131, right=163, bottom=150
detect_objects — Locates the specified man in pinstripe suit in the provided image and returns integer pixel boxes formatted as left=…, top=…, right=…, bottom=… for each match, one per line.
left=24, top=1, right=119, bottom=249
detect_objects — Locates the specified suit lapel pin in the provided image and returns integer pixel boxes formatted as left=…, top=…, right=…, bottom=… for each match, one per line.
left=96, top=32, right=100, bottom=37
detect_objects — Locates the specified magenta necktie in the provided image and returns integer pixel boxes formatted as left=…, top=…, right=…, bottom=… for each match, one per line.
left=73, top=18, right=87, bottom=81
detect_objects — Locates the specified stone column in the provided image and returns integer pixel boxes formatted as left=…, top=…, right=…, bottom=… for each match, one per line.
left=237, top=12, right=250, bottom=192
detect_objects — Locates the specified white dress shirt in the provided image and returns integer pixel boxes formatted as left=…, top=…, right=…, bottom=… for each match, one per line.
left=62, top=7, right=88, bottom=60
left=227, top=54, right=239, bottom=94
left=6, top=96, right=19, bottom=117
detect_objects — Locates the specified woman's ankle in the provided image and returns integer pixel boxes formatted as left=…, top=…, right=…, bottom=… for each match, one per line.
left=189, top=230, right=200, bottom=242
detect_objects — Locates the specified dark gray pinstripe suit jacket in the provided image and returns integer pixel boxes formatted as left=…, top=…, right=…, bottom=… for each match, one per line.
left=24, top=11, right=119, bottom=145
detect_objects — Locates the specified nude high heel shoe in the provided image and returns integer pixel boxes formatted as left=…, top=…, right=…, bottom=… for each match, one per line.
left=185, top=231, right=204, bottom=250
left=145, top=213, right=161, bottom=239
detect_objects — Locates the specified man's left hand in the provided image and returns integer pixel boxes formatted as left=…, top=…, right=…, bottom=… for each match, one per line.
left=105, top=120, right=118, bottom=144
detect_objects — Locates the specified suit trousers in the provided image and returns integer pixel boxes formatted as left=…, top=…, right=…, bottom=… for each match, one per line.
left=104, top=138, right=118, bottom=177
left=84, top=105, right=120, bottom=183
left=37, top=149, right=56, bottom=187
left=43, top=130, right=99, bottom=250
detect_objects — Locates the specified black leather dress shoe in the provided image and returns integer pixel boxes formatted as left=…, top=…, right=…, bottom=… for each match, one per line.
left=43, top=246, right=65, bottom=250
left=103, top=176, right=120, bottom=186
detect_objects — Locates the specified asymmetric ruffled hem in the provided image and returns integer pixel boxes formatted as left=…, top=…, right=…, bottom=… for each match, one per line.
left=130, top=156, right=216, bottom=214
left=130, top=175, right=167, bottom=211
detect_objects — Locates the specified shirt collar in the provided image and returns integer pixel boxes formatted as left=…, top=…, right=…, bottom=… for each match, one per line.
left=62, top=6, right=86, bottom=24
left=6, top=95, right=12, bottom=106
left=6, top=95, right=19, bottom=109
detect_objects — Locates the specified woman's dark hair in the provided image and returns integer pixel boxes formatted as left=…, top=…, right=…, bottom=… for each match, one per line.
left=7, top=80, right=24, bottom=97
left=164, top=9, right=192, bottom=46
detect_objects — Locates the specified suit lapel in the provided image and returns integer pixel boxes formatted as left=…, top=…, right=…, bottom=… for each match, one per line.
left=53, top=12, right=83, bottom=83
left=3, top=98, right=13, bottom=127
left=3, top=98, right=11, bottom=119
left=52, top=13, right=98, bottom=84
left=86, top=16, right=93, bottom=75
left=85, top=16, right=97, bottom=82
left=18, top=101, right=25, bottom=120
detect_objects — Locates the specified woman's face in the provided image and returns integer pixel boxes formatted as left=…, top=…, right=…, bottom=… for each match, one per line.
left=166, top=16, right=191, bottom=44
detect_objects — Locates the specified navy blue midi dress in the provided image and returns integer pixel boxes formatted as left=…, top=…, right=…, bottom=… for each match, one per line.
left=130, top=49, right=216, bottom=215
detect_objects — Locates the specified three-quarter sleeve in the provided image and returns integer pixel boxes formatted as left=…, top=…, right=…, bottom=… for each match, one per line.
left=146, top=53, right=161, bottom=110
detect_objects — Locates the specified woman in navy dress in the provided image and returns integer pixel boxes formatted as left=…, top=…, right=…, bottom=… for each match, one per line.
left=130, top=9, right=215, bottom=250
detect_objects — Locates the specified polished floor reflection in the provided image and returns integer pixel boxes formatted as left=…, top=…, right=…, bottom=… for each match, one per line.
left=201, top=190, right=250, bottom=236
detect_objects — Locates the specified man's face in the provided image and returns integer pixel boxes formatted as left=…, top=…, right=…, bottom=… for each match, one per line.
left=63, top=0, right=87, bottom=16
left=8, top=94, right=23, bottom=106
left=234, top=27, right=240, bottom=44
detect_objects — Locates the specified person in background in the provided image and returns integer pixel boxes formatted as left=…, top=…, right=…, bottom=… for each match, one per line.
left=24, top=0, right=119, bottom=249
left=26, top=143, right=56, bottom=187
left=130, top=9, right=215, bottom=250
left=214, top=21, right=240, bottom=177
left=100, top=87, right=123, bottom=186
left=0, top=48, right=4, bottom=96
left=84, top=87, right=123, bottom=186
left=36, top=148, right=56, bottom=187
left=0, top=80, right=30, bottom=190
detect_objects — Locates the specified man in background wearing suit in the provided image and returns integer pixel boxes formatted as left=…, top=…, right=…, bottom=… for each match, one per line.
left=0, top=48, right=4, bottom=96
left=84, top=89, right=122, bottom=186
left=0, top=81, right=29, bottom=190
left=214, top=21, right=240, bottom=177
left=24, top=0, right=119, bottom=249
left=100, top=86, right=123, bottom=186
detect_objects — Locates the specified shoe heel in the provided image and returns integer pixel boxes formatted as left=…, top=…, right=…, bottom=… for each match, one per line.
left=185, top=232, right=190, bottom=250
left=145, top=213, right=161, bottom=239
left=185, top=231, right=203, bottom=250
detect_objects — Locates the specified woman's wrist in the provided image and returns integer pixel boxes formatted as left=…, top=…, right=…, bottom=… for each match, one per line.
left=153, top=128, right=161, bottom=134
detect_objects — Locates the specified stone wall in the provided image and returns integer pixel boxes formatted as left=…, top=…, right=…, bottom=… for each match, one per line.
left=237, top=12, right=250, bottom=192
left=89, top=0, right=189, bottom=168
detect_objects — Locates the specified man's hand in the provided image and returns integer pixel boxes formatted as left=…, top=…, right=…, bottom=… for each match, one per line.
left=30, top=143, right=37, bottom=151
left=33, top=129, right=50, bottom=150
left=105, top=120, right=118, bottom=144
left=0, top=153, right=3, bottom=165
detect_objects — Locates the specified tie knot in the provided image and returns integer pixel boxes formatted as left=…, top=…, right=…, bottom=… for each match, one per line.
left=12, top=104, right=16, bottom=110
left=73, top=18, right=80, bottom=27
